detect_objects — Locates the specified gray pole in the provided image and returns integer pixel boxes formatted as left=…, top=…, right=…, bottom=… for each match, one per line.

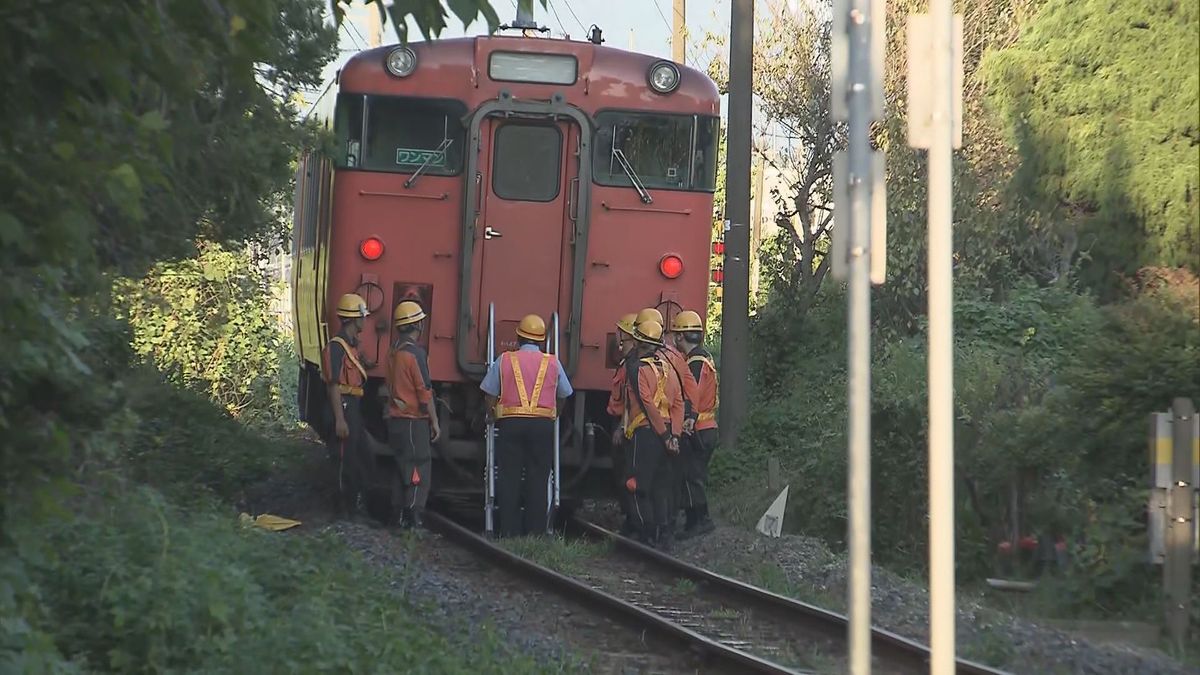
left=1165, top=397, right=1196, bottom=652
left=844, top=0, right=874, bottom=671
left=719, top=0, right=753, bottom=449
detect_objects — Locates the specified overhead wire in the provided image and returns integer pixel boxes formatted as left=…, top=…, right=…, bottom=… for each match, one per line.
left=557, top=0, right=589, bottom=33
left=546, top=0, right=569, bottom=36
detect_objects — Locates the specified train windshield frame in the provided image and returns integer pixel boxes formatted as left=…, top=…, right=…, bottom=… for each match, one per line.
left=592, top=111, right=719, bottom=193
left=333, top=94, right=468, bottom=176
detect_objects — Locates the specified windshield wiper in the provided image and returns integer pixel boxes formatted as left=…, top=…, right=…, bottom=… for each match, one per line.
left=404, top=138, right=453, bottom=189
left=612, top=148, right=653, bottom=204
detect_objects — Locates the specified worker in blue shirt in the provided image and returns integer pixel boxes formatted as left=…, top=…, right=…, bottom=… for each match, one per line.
left=480, top=315, right=573, bottom=536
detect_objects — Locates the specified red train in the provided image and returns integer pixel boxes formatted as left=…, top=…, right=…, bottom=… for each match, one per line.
left=291, top=28, right=719, bottom=502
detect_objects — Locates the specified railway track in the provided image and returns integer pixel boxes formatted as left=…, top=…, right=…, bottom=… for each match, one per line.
left=571, top=517, right=1008, bottom=675
left=424, top=506, right=1007, bottom=674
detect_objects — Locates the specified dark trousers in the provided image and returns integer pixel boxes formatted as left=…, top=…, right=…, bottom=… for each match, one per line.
left=387, top=417, right=432, bottom=517
left=336, top=398, right=370, bottom=515
left=625, top=427, right=666, bottom=542
left=682, top=429, right=718, bottom=508
left=656, top=451, right=682, bottom=530
left=496, top=417, right=555, bottom=537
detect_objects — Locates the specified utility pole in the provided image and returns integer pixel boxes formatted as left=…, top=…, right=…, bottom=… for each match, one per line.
left=908, top=0, right=963, bottom=671
left=629, top=28, right=635, bottom=50
left=365, top=3, right=382, bottom=47
left=832, top=0, right=886, bottom=672
left=719, top=0, right=753, bottom=449
left=672, top=0, right=687, bottom=64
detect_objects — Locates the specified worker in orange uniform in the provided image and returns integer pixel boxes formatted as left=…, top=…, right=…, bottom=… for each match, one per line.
left=481, top=315, right=573, bottom=537
left=385, top=301, right=441, bottom=530
left=621, top=320, right=683, bottom=547
left=671, top=310, right=719, bottom=538
left=322, top=293, right=373, bottom=516
left=607, top=313, right=639, bottom=535
left=635, top=307, right=698, bottom=540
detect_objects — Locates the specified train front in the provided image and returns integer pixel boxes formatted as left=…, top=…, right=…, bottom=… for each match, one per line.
left=297, top=32, right=720, bottom=501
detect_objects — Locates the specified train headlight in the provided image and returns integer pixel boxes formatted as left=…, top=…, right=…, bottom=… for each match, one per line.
left=385, top=47, right=417, bottom=78
left=648, top=61, right=680, bottom=94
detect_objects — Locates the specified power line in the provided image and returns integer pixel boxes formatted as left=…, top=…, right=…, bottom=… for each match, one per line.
left=344, top=15, right=369, bottom=50
left=558, top=0, right=588, bottom=33
left=546, top=0, right=568, bottom=36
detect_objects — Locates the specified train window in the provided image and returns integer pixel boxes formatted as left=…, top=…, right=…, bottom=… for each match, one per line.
left=692, top=116, right=720, bottom=191
left=335, top=94, right=466, bottom=176
left=492, top=124, right=563, bottom=202
left=333, top=95, right=363, bottom=168
left=592, top=112, right=719, bottom=193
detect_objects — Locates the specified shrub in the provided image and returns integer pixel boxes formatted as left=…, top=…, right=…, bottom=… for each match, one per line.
left=22, top=486, right=551, bottom=674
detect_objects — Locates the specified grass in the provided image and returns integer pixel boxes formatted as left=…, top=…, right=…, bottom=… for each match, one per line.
left=500, top=535, right=612, bottom=576
left=672, top=578, right=698, bottom=595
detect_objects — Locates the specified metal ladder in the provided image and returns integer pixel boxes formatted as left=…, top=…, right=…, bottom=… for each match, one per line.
left=546, top=312, right=561, bottom=533
left=484, top=302, right=497, bottom=536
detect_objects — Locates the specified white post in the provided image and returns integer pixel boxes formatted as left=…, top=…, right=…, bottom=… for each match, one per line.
left=927, top=0, right=957, bottom=670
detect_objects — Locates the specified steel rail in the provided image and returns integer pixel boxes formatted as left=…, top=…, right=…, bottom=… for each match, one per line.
left=572, top=517, right=1009, bottom=675
left=422, top=510, right=803, bottom=675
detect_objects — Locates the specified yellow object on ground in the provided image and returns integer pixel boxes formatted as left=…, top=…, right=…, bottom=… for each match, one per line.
left=239, top=512, right=302, bottom=531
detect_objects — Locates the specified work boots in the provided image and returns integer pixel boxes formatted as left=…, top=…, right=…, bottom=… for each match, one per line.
left=679, top=505, right=715, bottom=540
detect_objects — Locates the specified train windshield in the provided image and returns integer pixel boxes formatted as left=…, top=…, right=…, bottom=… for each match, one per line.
left=334, top=94, right=467, bottom=175
left=592, top=112, right=719, bottom=193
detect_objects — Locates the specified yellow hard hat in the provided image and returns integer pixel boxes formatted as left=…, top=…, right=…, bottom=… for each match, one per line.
left=336, top=293, right=369, bottom=318
left=516, top=314, right=546, bottom=341
left=635, top=307, right=663, bottom=327
left=632, top=320, right=664, bottom=345
left=393, top=300, right=426, bottom=327
left=616, top=313, right=637, bottom=336
left=671, top=310, right=704, bottom=333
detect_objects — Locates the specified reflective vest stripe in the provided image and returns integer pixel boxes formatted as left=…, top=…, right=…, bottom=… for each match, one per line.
left=625, top=359, right=669, bottom=439
left=330, top=336, right=367, bottom=380
left=497, top=352, right=556, bottom=419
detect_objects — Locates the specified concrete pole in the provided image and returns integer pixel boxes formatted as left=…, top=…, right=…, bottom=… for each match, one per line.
left=927, top=0, right=957, bottom=670
left=719, top=0, right=753, bottom=449
left=845, top=0, right=875, bottom=669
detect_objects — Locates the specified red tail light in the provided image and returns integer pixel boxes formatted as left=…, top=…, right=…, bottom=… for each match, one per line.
left=359, top=237, right=384, bottom=261
left=659, top=254, right=684, bottom=279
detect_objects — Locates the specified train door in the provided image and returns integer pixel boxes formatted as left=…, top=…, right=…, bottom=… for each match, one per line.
left=475, top=118, right=577, bottom=355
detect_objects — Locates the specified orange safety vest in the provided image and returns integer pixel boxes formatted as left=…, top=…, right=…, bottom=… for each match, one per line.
left=495, top=351, right=558, bottom=419
left=624, top=357, right=670, bottom=439
left=687, top=353, right=719, bottom=425
left=326, top=336, right=366, bottom=397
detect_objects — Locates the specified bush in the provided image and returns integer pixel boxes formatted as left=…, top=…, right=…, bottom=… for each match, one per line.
left=120, top=242, right=295, bottom=428
left=120, top=370, right=303, bottom=501
left=17, top=486, right=550, bottom=674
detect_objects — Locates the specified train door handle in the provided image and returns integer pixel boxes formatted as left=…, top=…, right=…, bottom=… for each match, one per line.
left=484, top=226, right=502, bottom=240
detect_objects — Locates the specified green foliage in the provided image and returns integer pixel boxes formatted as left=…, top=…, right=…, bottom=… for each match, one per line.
left=344, top=0, right=546, bottom=43
left=16, top=486, right=550, bottom=674
left=120, top=243, right=294, bottom=426
left=0, top=0, right=335, bottom=524
left=981, top=0, right=1200, bottom=285
left=120, top=371, right=302, bottom=501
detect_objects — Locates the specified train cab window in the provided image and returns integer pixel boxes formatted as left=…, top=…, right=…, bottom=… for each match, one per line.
left=334, top=94, right=466, bottom=175
left=592, top=112, right=720, bottom=193
left=491, top=124, right=563, bottom=202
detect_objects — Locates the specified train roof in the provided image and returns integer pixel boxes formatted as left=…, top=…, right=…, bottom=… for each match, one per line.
left=337, top=34, right=720, bottom=116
